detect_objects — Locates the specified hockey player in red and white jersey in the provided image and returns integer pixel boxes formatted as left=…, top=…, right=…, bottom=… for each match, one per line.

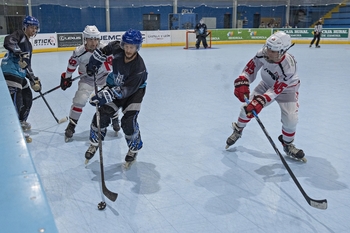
left=60, top=25, right=120, bottom=142
left=226, top=31, right=305, bottom=160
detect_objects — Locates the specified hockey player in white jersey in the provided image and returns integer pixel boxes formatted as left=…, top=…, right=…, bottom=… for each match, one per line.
left=60, top=25, right=120, bottom=142
left=226, top=31, right=305, bottom=161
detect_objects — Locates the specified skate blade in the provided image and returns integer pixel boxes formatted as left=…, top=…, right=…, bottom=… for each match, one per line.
left=84, top=159, right=90, bottom=165
left=65, top=136, right=72, bottom=143
left=225, top=144, right=230, bottom=149
left=123, top=160, right=136, bottom=170
left=286, top=155, right=307, bottom=163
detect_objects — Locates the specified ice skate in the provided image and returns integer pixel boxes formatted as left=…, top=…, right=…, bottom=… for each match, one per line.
left=225, top=122, right=243, bottom=149
left=24, top=132, right=32, bottom=143
left=278, top=135, right=306, bottom=162
left=65, top=118, right=77, bottom=142
left=21, top=121, right=31, bottom=131
left=85, top=144, right=98, bottom=164
left=123, top=149, right=137, bottom=169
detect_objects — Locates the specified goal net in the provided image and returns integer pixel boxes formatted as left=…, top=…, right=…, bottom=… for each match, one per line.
left=184, top=30, right=212, bottom=49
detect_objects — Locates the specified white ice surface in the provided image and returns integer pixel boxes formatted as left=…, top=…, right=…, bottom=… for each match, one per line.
left=23, top=44, right=350, bottom=233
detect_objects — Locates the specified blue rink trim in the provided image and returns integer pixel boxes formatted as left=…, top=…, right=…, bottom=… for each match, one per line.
left=0, top=72, right=58, bottom=233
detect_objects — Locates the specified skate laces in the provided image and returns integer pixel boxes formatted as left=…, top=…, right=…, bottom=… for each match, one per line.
left=284, top=143, right=301, bottom=155
left=87, top=145, right=97, bottom=154
left=229, top=123, right=242, bottom=140
left=67, top=122, right=76, bottom=130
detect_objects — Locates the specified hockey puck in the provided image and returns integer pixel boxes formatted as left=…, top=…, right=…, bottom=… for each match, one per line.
left=97, top=201, right=106, bottom=210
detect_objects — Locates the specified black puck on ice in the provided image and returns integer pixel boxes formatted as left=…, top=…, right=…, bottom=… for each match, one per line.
left=98, top=201, right=106, bottom=210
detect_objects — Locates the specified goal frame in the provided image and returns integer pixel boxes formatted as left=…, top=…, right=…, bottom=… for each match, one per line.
left=184, top=30, right=212, bottom=49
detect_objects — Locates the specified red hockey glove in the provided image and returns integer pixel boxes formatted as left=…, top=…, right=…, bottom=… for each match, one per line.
left=245, top=95, right=266, bottom=118
left=60, top=72, right=72, bottom=90
left=234, top=76, right=250, bottom=102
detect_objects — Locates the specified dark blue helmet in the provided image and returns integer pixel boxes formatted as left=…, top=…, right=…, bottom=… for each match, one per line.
left=121, top=29, right=143, bottom=50
left=23, top=16, right=40, bottom=35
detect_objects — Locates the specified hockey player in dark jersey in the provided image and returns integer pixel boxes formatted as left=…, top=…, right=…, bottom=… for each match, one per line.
left=85, top=29, right=147, bottom=167
left=194, top=19, right=208, bottom=49
left=1, top=16, right=41, bottom=135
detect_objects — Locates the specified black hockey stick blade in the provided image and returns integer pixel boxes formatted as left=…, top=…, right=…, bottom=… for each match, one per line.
left=102, top=182, right=118, bottom=202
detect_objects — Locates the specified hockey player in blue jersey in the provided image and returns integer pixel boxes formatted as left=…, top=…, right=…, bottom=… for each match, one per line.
left=1, top=16, right=41, bottom=132
left=85, top=29, right=147, bottom=166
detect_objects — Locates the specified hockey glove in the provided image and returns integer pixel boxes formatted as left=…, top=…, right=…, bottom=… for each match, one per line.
left=30, top=77, right=42, bottom=92
left=86, top=49, right=106, bottom=76
left=60, top=72, right=72, bottom=90
left=89, top=87, right=114, bottom=107
left=26, top=69, right=41, bottom=92
left=18, top=52, right=30, bottom=69
left=109, top=86, right=123, bottom=99
left=245, top=95, right=266, bottom=118
left=234, top=76, right=250, bottom=102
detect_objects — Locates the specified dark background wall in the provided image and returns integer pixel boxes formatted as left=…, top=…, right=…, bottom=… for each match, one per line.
left=1, top=4, right=337, bottom=34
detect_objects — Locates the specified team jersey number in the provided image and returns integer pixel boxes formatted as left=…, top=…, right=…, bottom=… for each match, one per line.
left=244, top=59, right=255, bottom=75
left=273, top=81, right=288, bottom=94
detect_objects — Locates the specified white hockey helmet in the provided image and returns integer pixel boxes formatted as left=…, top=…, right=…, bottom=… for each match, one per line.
left=83, top=25, right=100, bottom=40
left=263, top=31, right=292, bottom=62
left=265, top=31, right=291, bottom=54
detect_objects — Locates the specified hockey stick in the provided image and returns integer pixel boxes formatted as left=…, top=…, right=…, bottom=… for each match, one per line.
left=244, top=97, right=327, bottom=210
left=27, top=69, right=68, bottom=124
left=33, top=74, right=85, bottom=101
left=93, top=72, right=118, bottom=203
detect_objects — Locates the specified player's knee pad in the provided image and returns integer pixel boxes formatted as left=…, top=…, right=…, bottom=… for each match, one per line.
left=72, top=90, right=91, bottom=107
left=92, top=105, right=115, bottom=128
left=121, top=112, right=139, bottom=135
left=122, top=112, right=143, bottom=151
left=89, top=123, right=107, bottom=146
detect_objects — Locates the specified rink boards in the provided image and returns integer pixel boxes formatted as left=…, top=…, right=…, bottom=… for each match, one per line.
left=0, top=71, right=58, bottom=233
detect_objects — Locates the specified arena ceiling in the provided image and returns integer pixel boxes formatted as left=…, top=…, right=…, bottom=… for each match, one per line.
left=3, top=0, right=347, bottom=8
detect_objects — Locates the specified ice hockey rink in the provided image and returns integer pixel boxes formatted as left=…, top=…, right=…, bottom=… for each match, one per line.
left=1, top=43, right=350, bottom=233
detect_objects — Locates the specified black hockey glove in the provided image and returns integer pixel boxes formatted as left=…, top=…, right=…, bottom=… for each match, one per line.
left=86, top=49, right=106, bottom=76
left=60, top=72, right=72, bottom=90
left=89, top=87, right=114, bottom=107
